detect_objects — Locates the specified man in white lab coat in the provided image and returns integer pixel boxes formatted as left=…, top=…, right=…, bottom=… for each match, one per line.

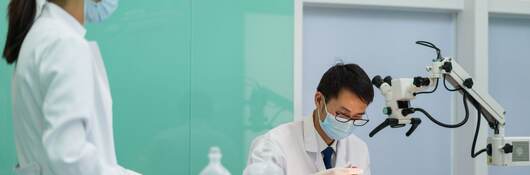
left=247, top=63, right=374, bottom=175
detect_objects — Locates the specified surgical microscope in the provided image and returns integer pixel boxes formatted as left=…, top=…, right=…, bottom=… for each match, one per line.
left=368, top=41, right=530, bottom=166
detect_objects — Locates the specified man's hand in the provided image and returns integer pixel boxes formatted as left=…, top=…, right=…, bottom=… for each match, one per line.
left=314, top=167, right=363, bottom=175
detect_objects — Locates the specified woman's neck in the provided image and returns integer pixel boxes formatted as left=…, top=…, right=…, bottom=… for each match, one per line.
left=50, top=0, right=84, bottom=24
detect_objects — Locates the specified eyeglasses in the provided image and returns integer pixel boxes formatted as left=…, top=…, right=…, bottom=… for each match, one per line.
left=334, top=114, right=370, bottom=126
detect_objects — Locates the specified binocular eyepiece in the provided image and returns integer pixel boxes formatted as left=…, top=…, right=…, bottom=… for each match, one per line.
left=372, top=75, right=392, bottom=88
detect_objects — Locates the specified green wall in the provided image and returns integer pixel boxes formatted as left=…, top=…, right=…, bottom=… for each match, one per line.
left=190, top=0, right=293, bottom=174
left=0, top=0, right=293, bottom=174
left=0, top=0, right=16, bottom=173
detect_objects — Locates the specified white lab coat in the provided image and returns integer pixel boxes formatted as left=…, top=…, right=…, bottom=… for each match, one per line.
left=247, top=116, right=371, bottom=175
left=11, top=3, right=138, bottom=175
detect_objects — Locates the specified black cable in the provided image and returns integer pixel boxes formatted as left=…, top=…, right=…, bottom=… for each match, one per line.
left=471, top=102, right=488, bottom=158
left=443, top=74, right=462, bottom=91
left=413, top=40, right=487, bottom=158
left=416, top=41, right=442, bottom=60
left=413, top=92, right=469, bottom=128
left=414, top=78, right=439, bottom=96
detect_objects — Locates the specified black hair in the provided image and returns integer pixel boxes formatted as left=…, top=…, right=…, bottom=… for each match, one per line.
left=317, top=63, right=374, bottom=104
left=3, top=0, right=38, bottom=64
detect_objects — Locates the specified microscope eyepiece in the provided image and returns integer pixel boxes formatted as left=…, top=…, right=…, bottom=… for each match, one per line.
left=372, top=75, right=383, bottom=88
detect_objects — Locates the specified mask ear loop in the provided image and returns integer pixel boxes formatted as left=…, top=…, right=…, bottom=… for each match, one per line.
left=317, top=95, right=328, bottom=121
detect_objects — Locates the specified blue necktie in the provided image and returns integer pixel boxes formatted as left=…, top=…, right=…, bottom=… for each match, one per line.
left=322, top=146, right=334, bottom=169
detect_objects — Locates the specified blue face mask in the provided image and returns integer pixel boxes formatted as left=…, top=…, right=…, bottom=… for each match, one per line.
left=317, top=98, right=356, bottom=140
left=85, top=0, right=118, bottom=23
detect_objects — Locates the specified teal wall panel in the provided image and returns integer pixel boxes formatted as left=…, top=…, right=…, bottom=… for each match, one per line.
left=85, top=0, right=191, bottom=174
left=0, top=0, right=16, bottom=174
left=190, top=0, right=293, bottom=174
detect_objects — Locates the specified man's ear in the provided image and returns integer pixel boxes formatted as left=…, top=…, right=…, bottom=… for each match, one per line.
left=314, top=91, right=323, bottom=108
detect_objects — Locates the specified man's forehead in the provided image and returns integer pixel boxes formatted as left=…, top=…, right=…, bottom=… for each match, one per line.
left=335, top=90, right=368, bottom=110
left=337, top=89, right=361, bottom=101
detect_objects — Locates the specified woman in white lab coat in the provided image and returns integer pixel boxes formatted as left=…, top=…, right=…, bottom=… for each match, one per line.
left=2, top=0, right=140, bottom=174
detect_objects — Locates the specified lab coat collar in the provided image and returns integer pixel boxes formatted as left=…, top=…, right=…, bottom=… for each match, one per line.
left=303, top=113, right=337, bottom=153
left=42, top=2, right=87, bottom=37
left=317, top=134, right=337, bottom=153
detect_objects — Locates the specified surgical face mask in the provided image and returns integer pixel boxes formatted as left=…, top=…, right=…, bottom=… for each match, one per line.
left=85, top=0, right=118, bottom=23
left=317, top=98, right=356, bottom=140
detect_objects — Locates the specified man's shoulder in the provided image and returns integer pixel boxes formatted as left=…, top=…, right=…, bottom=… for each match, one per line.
left=272, top=119, right=303, bottom=131
left=263, top=120, right=304, bottom=138
left=251, top=119, right=305, bottom=146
